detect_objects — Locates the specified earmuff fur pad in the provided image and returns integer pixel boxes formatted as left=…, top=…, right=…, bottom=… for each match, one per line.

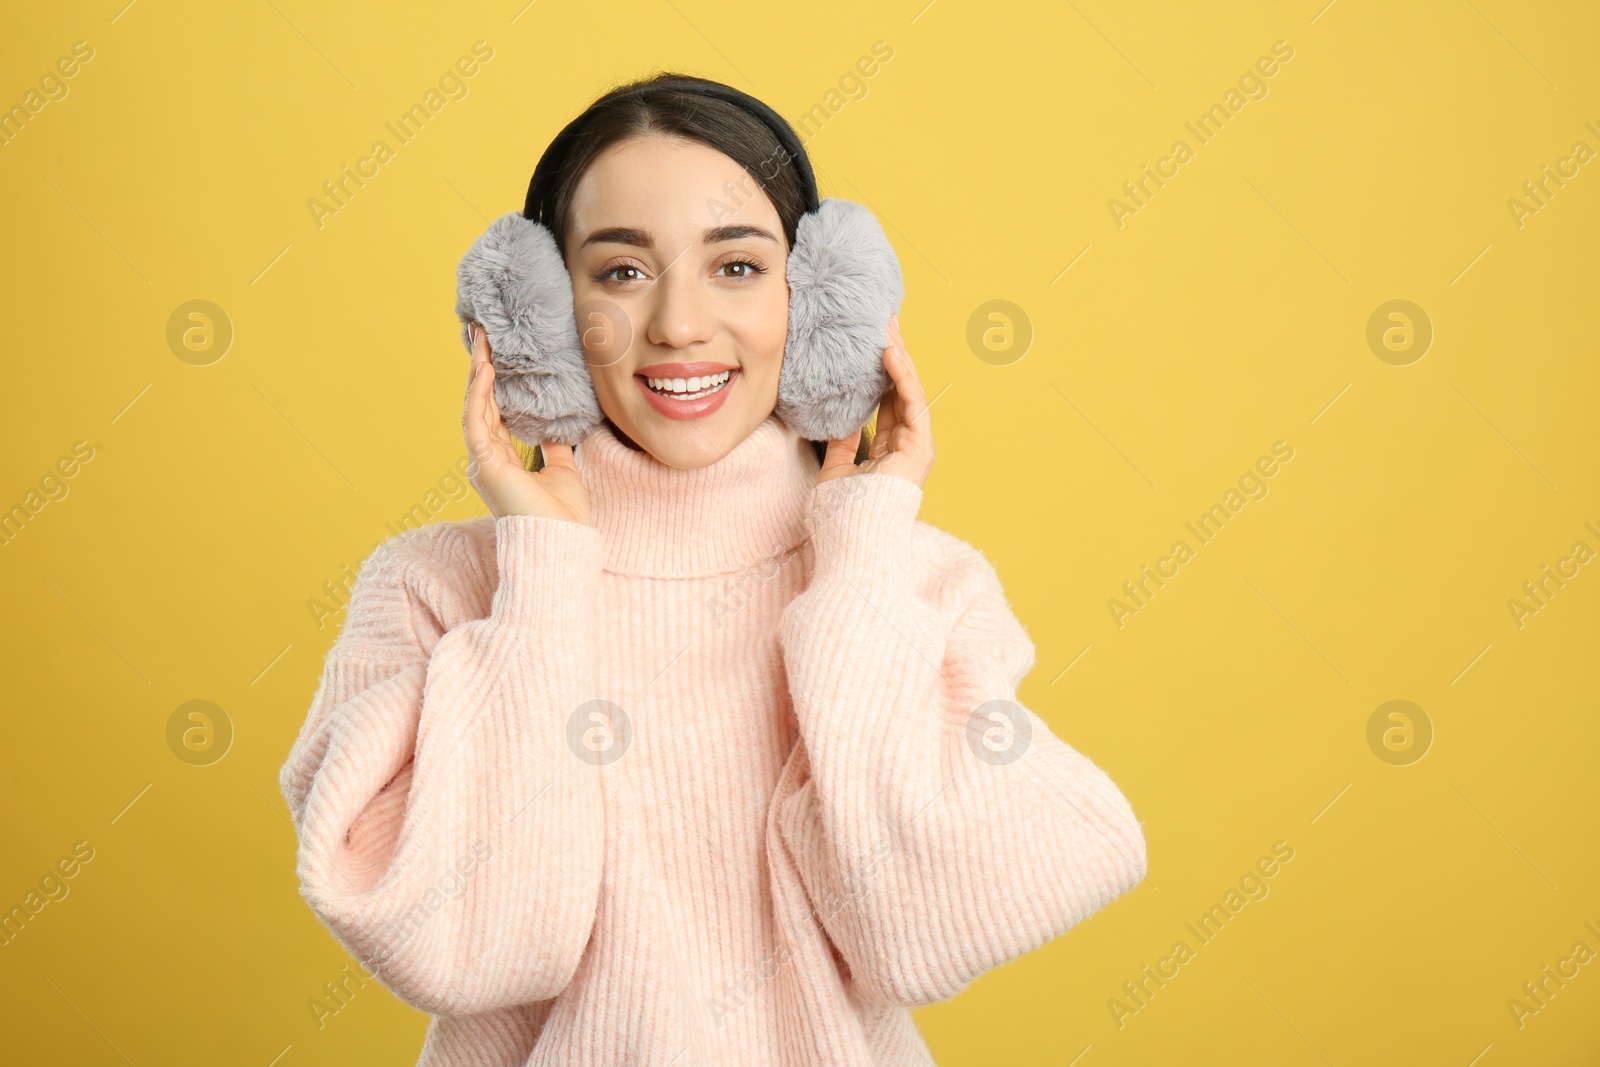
left=454, top=197, right=903, bottom=446
left=455, top=213, right=603, bottom=446
left=779, top=197, right=904, bottom=442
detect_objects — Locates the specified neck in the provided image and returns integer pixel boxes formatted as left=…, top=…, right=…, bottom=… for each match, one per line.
left=575, top=412, right=821, bottom=579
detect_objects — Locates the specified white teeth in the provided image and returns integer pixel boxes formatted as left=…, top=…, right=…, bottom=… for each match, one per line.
left=646, top=370, right=731, bottom=398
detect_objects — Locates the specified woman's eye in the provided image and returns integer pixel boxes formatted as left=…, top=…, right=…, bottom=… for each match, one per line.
left=596, top=265, right=646, bottom=283
left=717, top=259, right=767, bottom=280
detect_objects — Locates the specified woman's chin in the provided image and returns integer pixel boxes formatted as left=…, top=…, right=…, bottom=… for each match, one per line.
left=614, top=399, right=771, bottom=469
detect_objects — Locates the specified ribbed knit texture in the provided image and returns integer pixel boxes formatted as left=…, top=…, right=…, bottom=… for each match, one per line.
left=278, top=412, right=1147, bottom=1066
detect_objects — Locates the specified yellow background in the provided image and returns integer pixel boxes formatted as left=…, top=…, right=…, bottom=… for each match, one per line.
left=2, top=1, right=1596, bottom=1063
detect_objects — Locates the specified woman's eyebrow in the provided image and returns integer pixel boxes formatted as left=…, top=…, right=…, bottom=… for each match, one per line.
left=580, top=224, right=779, bottom=249
left=705, top=224, right=778, bottom=244
left=581, top=226, right=650, bottom=249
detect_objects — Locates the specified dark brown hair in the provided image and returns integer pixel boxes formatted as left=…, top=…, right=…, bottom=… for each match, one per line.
left=518, top=71, right=872, bottom=472
left=529, top=72, right=809, bottom=260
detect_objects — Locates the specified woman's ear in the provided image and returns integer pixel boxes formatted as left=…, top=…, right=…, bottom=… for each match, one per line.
left=778, top=198, right=904, bottom=441
left=455, top=212, right=603, bottom=446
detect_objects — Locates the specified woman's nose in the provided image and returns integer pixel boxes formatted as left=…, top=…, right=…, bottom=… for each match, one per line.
left=644, top=250, right=715, bottom=350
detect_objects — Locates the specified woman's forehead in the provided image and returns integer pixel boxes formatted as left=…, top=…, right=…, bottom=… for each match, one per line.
left=568, top=135, right=780, bottom=239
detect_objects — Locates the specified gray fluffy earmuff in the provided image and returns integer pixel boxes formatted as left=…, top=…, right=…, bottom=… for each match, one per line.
left=455, top=196, right=903, bottom=446
left=454, top=213, right=602, bottom=447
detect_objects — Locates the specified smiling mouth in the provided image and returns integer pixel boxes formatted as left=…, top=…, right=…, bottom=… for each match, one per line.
left=641, top=370, right=733, bottom=401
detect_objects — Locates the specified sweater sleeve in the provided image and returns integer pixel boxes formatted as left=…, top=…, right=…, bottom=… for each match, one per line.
left=775, top=473, right=1148, bottom=1007
left=278, top=514, right=606, bottom=1019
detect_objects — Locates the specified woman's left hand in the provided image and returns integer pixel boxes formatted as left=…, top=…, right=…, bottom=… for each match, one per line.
left=816, top=314, right=935, bottom=488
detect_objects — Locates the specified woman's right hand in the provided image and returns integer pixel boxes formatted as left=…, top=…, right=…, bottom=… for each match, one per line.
left=463, top=322, right=592, bottom=524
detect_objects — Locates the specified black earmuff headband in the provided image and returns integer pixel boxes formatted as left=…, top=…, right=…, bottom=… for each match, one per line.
left=521, top=78, right=821, bottom=228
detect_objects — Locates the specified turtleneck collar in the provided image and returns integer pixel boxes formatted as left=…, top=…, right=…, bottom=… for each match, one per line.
left=575, top=412, right=822, bottom=579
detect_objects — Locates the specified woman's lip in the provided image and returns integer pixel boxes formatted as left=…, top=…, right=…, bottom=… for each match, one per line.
left=635, top=368, right=738, bottom=421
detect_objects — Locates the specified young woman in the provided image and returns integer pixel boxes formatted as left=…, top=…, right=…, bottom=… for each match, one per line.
left=279, top=72, right=1146, bottom=1066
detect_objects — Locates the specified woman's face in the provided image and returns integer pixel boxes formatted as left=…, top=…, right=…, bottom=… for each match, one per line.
left=564, top=135, right=791, bottom=469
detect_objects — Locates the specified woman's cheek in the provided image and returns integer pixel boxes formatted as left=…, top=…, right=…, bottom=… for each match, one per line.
left=736, top=284, right=789, bottom=374
left=577, top=289, right=642, bottom=375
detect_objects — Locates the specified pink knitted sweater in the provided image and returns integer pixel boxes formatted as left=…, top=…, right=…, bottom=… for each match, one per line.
left=278, top=412, right=1146, bottom=1065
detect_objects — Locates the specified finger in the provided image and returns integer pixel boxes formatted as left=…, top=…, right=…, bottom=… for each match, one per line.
left=540, top=441, right=577, bottom=471
left=469, top=360, right=511, bottom=472
left=466, top=323, right=482, bottom=388
left=472, top=326, right=513, bottom=445
left=822, top=431, right=863, bottom=474
left=484, top=362, right=506, bottom=429
left=869, top=344, right=903, bottom=460
left=886, top=323, right=929, bottom=433
left=889, top=313, right=910, bottom=360
left=891, top=314, right=927, bottom=403
left=471, top=322, right=490, bottom=369
left=463, top=355, right=489, bottom=459
left=888, top=315, right=918, bottom=387
left=464, top=329, right=487, bottom=416
left=487, top=385, right=516, bottom=455
left=467, top=324, right=490, bottom=402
